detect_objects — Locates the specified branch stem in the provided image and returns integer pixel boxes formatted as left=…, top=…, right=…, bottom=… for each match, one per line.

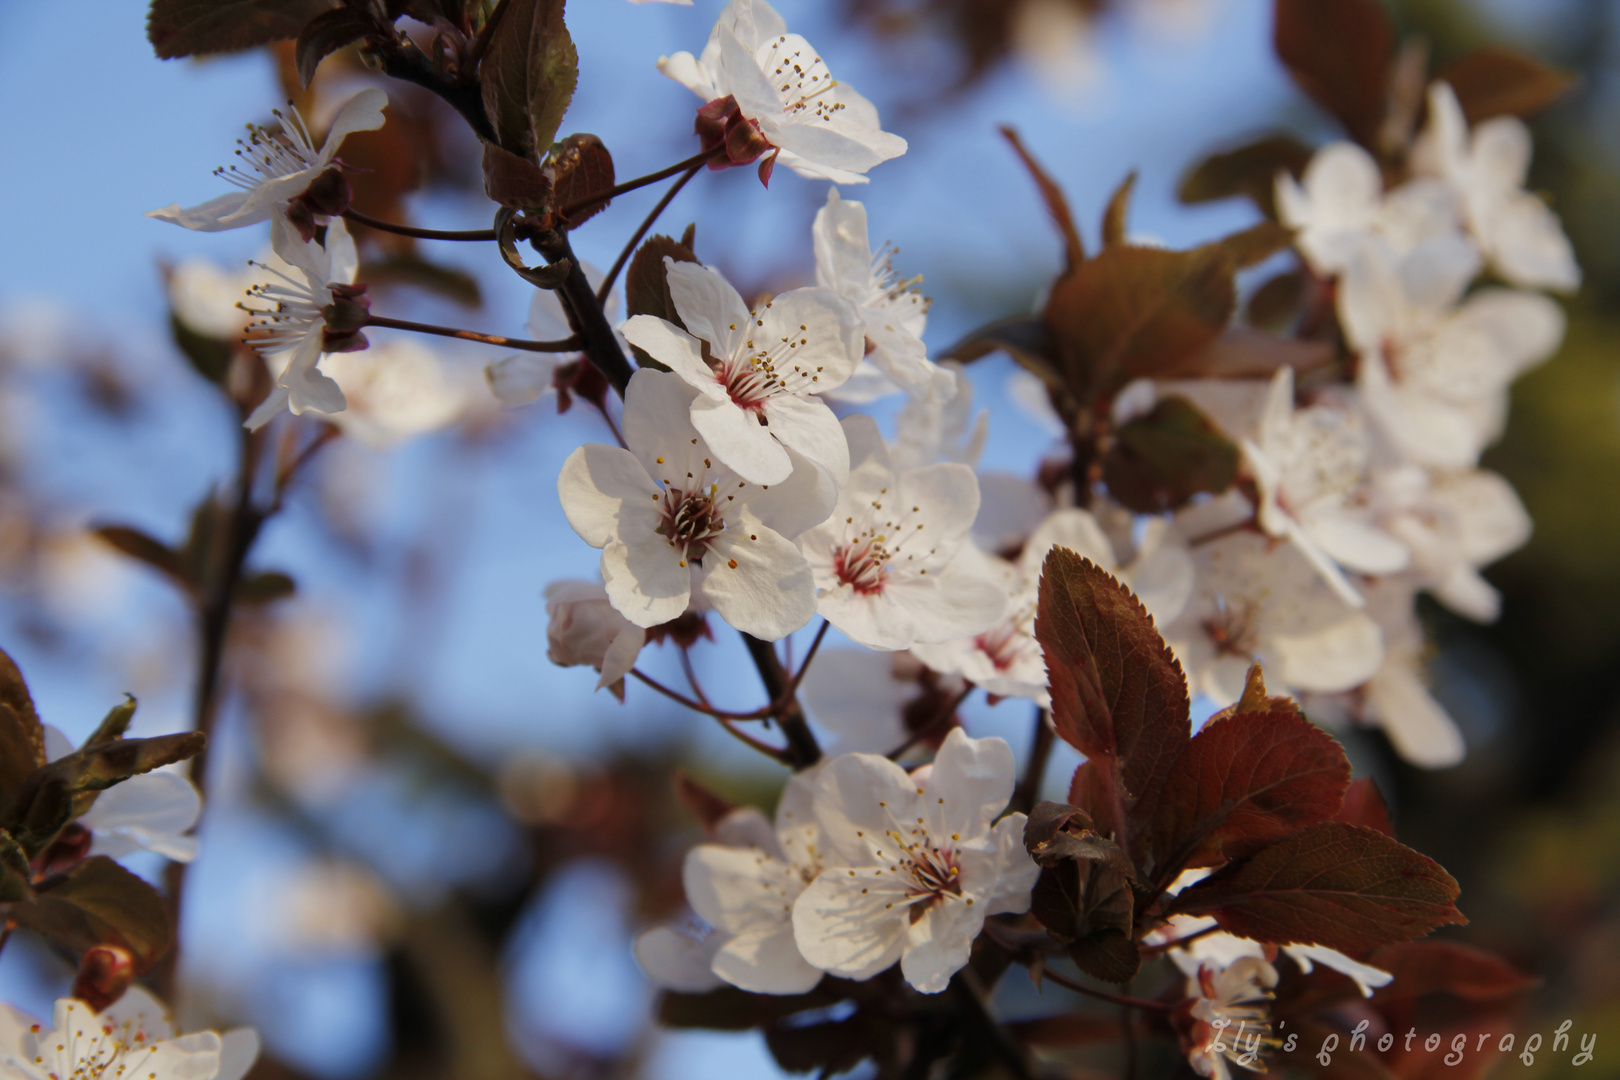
left=597, top=163, right=703, bottom=305
left=559, top=147, right=721, bottom=223
left=342, top=209, right=497, bottom=242
left=529, top=229, right=637, bottom=396
left=1038, top=967, right=1175, bottom=1012
left=741, top=633, right=821, bottom=769
left=365, top=315, right=580, bottom=353
left=631, top=670, right=787, bottom=761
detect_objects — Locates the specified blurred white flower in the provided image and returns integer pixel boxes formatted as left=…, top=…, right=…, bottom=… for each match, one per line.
left=621, top=260, right=863, bottom=486
left=792, top=729, right=1038, bottom=993
left=799, top=416, right=1006, bottom=651
left=543, top=579, right=646, bottom=696
left=891, top=362, right=986, bottom=473
left=1350, top=579, right=1466, bottom=768
left=658, top=0, right=907, bottom=184
left=148, top=90, right=386, bottom=234
left=322, top=339, right=467, bottom=449
left=558, top=369, right=834, bottom=639
left=44, top=726, right=200, bottom=863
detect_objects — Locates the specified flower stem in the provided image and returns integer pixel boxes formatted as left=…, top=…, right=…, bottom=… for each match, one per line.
left=1038, top=967, right=1175, bottom=1012
left=342, top=209, right=498, bottom=242
left=630, top=669, right=787, bottom=762
left=558, top=146, right=723, bottom=224
left=787, top=620, right=830, bottom=696
left=629, top=667, right=770, bottom=721
left=597, top=163, right=704, bottom=306
left=364, top=314, right=580, bottom=353
left=528, top=229, right=638, bottom=397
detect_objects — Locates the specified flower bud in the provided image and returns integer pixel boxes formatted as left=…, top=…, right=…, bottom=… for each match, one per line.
left=71, top=945, right=134, bottom=1014
left=544, top=580, right=645, bottom=697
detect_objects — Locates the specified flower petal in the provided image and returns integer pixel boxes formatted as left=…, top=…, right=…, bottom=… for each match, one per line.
left=698, top=518, right=816, bottom=640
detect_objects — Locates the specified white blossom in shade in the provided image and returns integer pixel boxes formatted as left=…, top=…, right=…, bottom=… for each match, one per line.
left=241, top=218, right=361, bottom=430
left=890, top=362, right=986, bottom=473
left=1161, top=530, right=1384, bottom=706
left=167, top=257, right=259, bottom=340
left=632, top=918, right=725, bottom=993
left=798, top=415, right=1007, bottom=651
left=1243, top=367, right=1407, bottom=607
left=43, top=727, right=200, bottom=863
left=791, top=729, right=1037, bottom=993
left=657, top=0, right=908, bottom=184
left=800, top=648, right=912, bottom=755
left=1338, top=238, right=1564, bottom=469
left=1371, top=466, right=1531, bottom=623
left=813, top=189, right=952, bottom=399
left=543, top=579, right=646, bottom=697
left=148, top=90, right=387, bottom=233
left=487, top=266, right=621, bottom=406
left=1275, top=141, right=1463, bottom=276
left=0, top=986, right=259, bottom=1080
left=621, top=260, right=862, bottom=486
left=1412, top=82, right=1581, bottom=292
left=321, top=339, right=467, bottom=449
left=676, top=769, right=826, bottom=994
left=557, top=369, right=833, bottom=640
left=1183, top=956, right=1278, bottom=1080
left=913, top=508, right=1193, bottom=705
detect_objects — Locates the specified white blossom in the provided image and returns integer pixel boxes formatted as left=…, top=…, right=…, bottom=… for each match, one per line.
left=792, top=729, right=1038, bottom=993
left=44, top=726, right=200, bottom=863
left=1243, top=367, right=1407, bottom=607
left=557, top=369, right=834, bottom=640
left=621, top=260, right=863, bottom=486
left=543, top=579, right=646, bottom=697
left=798, top=416, right=1007, bottom=651
left=1412, top=82, right=1581, bottom=292
left=0, top=987, right=258, bottom=1080
left=321, top=339, right=467, bottom=449
left=1183, top=956, right=1278, bottom=1080
left=813, top=190, right=951, bottom=400
left=658, top=0, right=907, bottom=184
left=632, top=917, right=725, bottom=993
left=148, top=90, right=386, bottom=233
left=890, top=361, right=986, bottom=473
left=241, top=219, right=362, bottom=430
left=1341, top=579, right=1466, bottom=768
left=672, top=770, right=826, bottom=994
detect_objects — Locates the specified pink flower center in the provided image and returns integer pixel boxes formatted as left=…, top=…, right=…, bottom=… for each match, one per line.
left=833, top=538, right=889, bottom=595
left=975, top=622, right=1024, bottom=672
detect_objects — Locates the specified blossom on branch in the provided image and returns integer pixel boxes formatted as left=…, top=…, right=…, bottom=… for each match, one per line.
left=0, top=987, right=258, bottom=1080
left=557, top=369, right=834, bottom=640
left=43, top=726, right=201, bottom=863
left=798, top=416, right=1007, bottom=651
left=791, top=729, right=1038, bottom=993
left=658, top=0, right=908, bottom=184
left=148, top=90, right=386, bottom=235
left=621, top=259, right=863, bottom=486
left=543, top=579, right=646, bottom=698
left=1182, top=956, right=1278, bottom=1080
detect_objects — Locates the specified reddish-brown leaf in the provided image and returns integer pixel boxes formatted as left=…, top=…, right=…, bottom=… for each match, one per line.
left=673, top=769, right=735, bottom=833
left=1336, top=778, right=1395, bottom=837
left=1274, top=0, right=1395, bottom=149
left=1368, top=941, right=1538, bottom=1002
left=1438, top=45, right=1577, bottom=125
left=1152, top=701, right=1351, bottom=876
left=1178, top=132, right=1315, bottom=219
left=1170, top=822, right=1465, bottom=953
left=1101, top=172, right=1138, bottom=249
left=548, top=133, right=616, bottom=227
left=1101, top=394, right=1240, bottom=514
left=1001, top=127, right=1085, bottom=273
left=1035, top=550, right=1189, bottom=847
left=11, top=857, right=173, bottom=971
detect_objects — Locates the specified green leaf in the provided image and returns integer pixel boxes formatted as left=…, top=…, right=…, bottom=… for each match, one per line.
left=1101, top=172, right=1137, bottom=249
left=1178, top=133, right=1314, bottom=219
left=1001, top=126, right=1085, bottom=272
left=547, top=133, right=616, bottom=228
left=1273, top=0, right=1395, bottom=149
left=1437, top=45, right=1577, bottom=125
left=94, top=525, right=188, bottom=587
left=625, top=233, right=701, bottom=372
left=295, top=6, right=377, bottom=88
left=1150, top=692, right=1351, bottom=876
left=1170, top=822, right=1466, bottom=954
left=478, top=0, right=578, bottom=162
left=1034, top=550, right=1190, bottom=855
left=11, top=857, right=173, bottom=971
left=147, top=0, right=340, bottom=59
left=1101, top=395, right=1241, bottom=513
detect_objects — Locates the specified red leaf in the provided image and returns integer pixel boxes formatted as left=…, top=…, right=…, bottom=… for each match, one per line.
left=1035, top=550, right=1189, bottom=851
left=1336, top=778, right=1395, bottom=837
left=1274, top=0, right=1395, bottom=149
left=1170, top=822, right=1466, bottom=953
left=1151, top=699, right=1351, bottom=875
left=1368, top=941, right=1538, bottom=1002
left=1437, top=45, right=1577, bottom=125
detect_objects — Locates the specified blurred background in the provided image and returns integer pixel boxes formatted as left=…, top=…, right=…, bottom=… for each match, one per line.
left=0, top=0, right=1616, bottom=1077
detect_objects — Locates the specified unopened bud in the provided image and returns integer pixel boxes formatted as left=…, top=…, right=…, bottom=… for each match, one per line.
left=72, top=945, right=134, bottom=1014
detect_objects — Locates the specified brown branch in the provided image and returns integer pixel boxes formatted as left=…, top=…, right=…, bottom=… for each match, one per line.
left=597, top=163, right=703, bottom=305
left=365, top=315, right=580, bottom=353
left=342, top=209, right=497, bottom=242
left=1010, top=706, right=1054, bottom=814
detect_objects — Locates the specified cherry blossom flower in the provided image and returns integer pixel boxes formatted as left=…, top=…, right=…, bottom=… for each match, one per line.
left=798, top=416, right=1007, bottom=651
left=543, top=579, right=646, bottom=698
left=912, top=508, right=1192, bottom=705
left=801, top=649, right=968, bottom=756
left=1243, top=367, right=1408, bottom=607
left=557, top=369, right=834, bottom=640
left=43, top=726, right=200, bottom=863
left=487, top=266, right=621, bottom=407
left=669, top=769, right=826, bottom=994
left=321, top=339, right=468, bottom=449
left=148, top=90, right=386, bottom=234
left=1161, top=524, right=1384, bottom=705
left=890, top=361, right=986, bottom=473
left=632, top=916, right=725, bottom=993
left=241, top=219, right=367, bottom=430
left=657, top=0, right=908, bottom=184
left=621, top=260, right=863, bottom=486
left=1182, top=956, right=1278, bottom=1080
left=792, top=729, right=1038, bottom=993
left=1412, top=82, right=1581, bottom=292
left=0, top=986, right=258, bottom=1080
left=813, top=190, right=952, bottom=399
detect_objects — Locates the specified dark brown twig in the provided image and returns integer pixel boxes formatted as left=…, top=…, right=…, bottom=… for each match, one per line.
left=365, top=315, right=580, bottom=353
left=342, top=209, right=497, bottom=242
left=596, top=163, right=703, bottom=305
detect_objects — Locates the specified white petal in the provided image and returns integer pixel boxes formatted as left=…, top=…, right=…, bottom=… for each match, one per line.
left=712, top=927, right=824, bottom=995
left=216, top=1029, right=262, bottom=1080
left=664, top=260, right=752, bottom=358
left=634, top=924, right=725, bottom=992
left=791, top=872, right=909, bottom=980
left=812, top=751, right=920, bottom=865
left=691, top=394, right=793, bottom=485
left=620, top=316, right=723, bottom=401
left=1269, top=614, right=1384, bottom=694
left=900, top=898, right=984, bottom=993
left=557, top=444, right=661, bottom=549
left=318, top=88, right=389, bottom=165
left=1021, top=508, right=1115, bottom=578
left=923, top=730, right=1015, bottom=843
left=1301, top=512, right=1410, bottom=575
left=761, top=395, right=849, bottom=485
left=485, top=354, right=557, bottom=405
left=79, top=772, right=200, bottom=835
left=748, top=451, right=837, bottom=540
left=1366, top=662, right=1465, bottom=768
left=755, top=287, right=865, bottom=392
left=603, top=538, right=692, bottom=629
left=596, top=626, right=646, bottom=691
left=699, top=521, right=816, bottom=639
left=145, top=191, right=257, bottom=232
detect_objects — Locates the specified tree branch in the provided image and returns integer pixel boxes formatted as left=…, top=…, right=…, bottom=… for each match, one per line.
left=741, top=633, right=821, bottom=769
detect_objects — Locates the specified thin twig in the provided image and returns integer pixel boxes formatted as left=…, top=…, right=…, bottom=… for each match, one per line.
left=887, top=682, right=975, bottom=760
left=630, top=670, right=787, bottom=761
left=1039, top=967, right=1175, bottom=1012
left=342, top=209, right=498, bottom=242
left=1011, top=706, right=1055, bottom=814
left=462, top=0, right=511, bottom=72
left=597, top=163, right=703, bottom=305
left=678, top=648, right=713, bottom=709
left=365, top=315, right=580, bottom=353
left=787, top=620, right=830, bottom=696
left=559, top=147, right=721, bottom=224
left=1186, top=518, right=1255, bottom=548
left=629, top=668, right=770, bottom=721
